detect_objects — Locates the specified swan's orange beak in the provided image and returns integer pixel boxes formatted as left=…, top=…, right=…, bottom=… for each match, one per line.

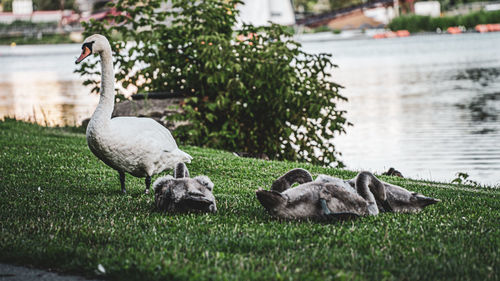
left=75, top=46, right=91, bottom=64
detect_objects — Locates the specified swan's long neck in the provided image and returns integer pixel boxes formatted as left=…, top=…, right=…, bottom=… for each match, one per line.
left=91, top=47, right=115, bottom=123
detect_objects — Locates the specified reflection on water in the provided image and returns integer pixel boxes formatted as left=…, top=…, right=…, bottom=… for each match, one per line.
left=454, top=67, right=500, bottom=123
left=456, top=91, right=500, bottom=123
left=0, top=44, right=99, bottom=126
left=454, top=66, right=500, bottom=86
left=302, top=32, right=500, bottom=185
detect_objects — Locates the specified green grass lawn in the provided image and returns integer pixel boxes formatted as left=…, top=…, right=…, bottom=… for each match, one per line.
left=0, top=119, right=498, bottom=280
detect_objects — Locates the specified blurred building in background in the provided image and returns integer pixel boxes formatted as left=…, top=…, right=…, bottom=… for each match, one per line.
left=296, top=0, right=396, bottom=30
left=237, top=0, right=295, bottom=27
left=12, top=0, right=32, bottom=14
left=414, top=1, right=441, bottom=17
left=0, top=0, right=80, bottom=24
left=75, top=0, right=95, bottom=16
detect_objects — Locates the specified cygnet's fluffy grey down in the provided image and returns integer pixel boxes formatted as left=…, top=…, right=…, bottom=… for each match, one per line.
left=256, top=169, right=440, bottom=221
left=154, top=163, right=216, bottom=213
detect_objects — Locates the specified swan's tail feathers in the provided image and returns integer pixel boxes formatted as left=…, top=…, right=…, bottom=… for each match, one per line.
left=178, top=149, right=193, bottom=163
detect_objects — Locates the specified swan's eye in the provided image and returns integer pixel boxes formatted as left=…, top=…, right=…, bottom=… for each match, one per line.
left=82, top=41, right=95, bottom=53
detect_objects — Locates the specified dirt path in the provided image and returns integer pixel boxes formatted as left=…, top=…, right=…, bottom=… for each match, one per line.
left=0, top=263, right=102, bottom=281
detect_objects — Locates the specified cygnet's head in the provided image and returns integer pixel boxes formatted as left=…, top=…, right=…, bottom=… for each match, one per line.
left=384, top=183, right=440, bottom=213
left=154, top=176, right=217, bottom=214
left=154, top=163, right=217, bottom=214
left=75, top=34, right=110, bottom=64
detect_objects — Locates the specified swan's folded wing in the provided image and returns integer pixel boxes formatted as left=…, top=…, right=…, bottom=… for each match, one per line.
left=142, top=118, right=179, bottom=152
left=111, top=117, right=178, bottom=152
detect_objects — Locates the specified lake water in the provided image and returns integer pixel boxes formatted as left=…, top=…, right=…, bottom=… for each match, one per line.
left=302, top=32, right=500, bottom=185
left=1, top=33, right=499, bottom=185
left=0, top=44, right=99, bottom=126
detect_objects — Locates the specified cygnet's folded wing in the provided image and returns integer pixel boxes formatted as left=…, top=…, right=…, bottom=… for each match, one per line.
left=319, top=183, right=370, bottom=218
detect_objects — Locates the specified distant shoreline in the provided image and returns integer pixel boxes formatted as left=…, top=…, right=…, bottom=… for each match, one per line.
left=296, top=29, right=499, bottom=43
left=0, top=33, right=76, bottom=46
left=1, top=28, right=498, bottom=46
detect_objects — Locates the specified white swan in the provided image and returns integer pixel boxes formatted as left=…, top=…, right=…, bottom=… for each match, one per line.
left=75, top=34, right=192, bottom=194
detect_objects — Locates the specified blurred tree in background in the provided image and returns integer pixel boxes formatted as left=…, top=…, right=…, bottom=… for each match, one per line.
left=388, top=9, right=500, bottom=32
left=1, top=0, right=12, bottom=11
left=33, top=0, right=76, bottom=11
left=76, top=0, right=349, bottom=167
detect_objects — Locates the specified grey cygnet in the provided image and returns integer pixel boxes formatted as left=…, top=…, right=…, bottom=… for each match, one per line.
left=256, top=169, right=440, bottom=220
left=153, top=163, right=216, bottom=213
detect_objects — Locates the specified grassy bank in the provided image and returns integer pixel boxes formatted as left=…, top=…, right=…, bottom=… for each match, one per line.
left=388, top=10, right=500, bottom=32
left=0, top=119, right=498, bottom=280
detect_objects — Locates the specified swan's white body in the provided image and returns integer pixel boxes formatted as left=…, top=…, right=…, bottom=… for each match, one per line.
left=79, top=34, right=192, bottom=193
left=86, top=116, right=192, bottom=178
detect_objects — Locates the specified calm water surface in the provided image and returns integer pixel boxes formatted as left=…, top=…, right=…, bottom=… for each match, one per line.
left=0, top=44, right=98, bottom=126
left=302, top=32, right=500, bottom=185
left=1, top=33, right=499, bottom=184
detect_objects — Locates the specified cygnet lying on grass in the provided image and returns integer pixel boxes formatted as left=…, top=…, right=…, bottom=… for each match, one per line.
left=153, top=163, right=216, bottom=213
left=256, top=169, right=440, bottom=221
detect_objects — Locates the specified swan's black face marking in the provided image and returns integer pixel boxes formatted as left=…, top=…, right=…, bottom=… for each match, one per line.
left=75, top=41, right=95, bottom=64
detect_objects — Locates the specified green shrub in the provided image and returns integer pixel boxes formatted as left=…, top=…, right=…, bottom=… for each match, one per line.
left=388, top=15, right=431, bottom=32
left=1, top=0, right=12, bottom=12
left=388, top=10, right=500, bottom=32
left=0, top=33, right=73, bottom=45
left=0, top=20, right=58, bottom=29
left=460, top=11, right=482, bottom=27
left=430, top=16, right=458, bottom=30
left=472, top=10, right=500, bottom=25
left=76, top=0, right=349, bottom=167
left=310, top=25, right=330, bottom=33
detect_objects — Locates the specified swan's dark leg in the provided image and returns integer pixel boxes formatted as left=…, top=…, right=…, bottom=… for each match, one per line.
left=145, top=176, right=151, bottom=194
left=119, top=171, right=126, bottom=194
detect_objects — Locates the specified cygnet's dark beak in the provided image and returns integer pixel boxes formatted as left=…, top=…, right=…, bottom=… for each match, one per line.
left=181, top=196, right=215, bottom=213
left=208, top=204, right=217, bottom=213
left=416, top=194, right=441, bottom=207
